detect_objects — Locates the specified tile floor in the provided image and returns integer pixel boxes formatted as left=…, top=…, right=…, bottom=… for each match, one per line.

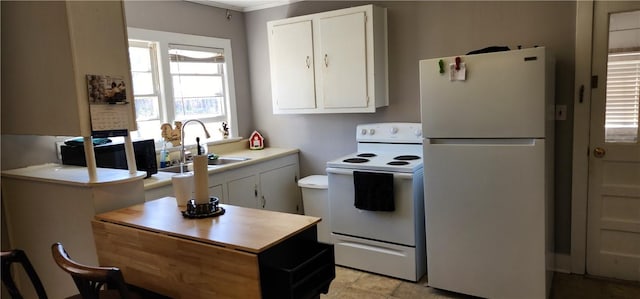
left=321, top=266, right=640, bottom=299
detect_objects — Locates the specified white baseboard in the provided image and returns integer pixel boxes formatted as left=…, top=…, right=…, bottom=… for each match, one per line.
left=553, top=253, right=572, bottom=273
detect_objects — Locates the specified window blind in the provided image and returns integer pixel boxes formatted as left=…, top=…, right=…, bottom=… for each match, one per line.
left=605, top=51, right=640, bottom=143
left=168, top=44, right=224, bottom=63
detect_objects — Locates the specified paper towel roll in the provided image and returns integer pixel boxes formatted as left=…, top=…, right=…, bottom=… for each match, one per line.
left=193, top=155, right=209, bottom=204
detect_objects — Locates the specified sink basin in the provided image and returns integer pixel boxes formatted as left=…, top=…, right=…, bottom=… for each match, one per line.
left=208, top=157, right=251, bottom=165
left=157, top=164, right=191, bottom=173
left=158, top=157, right=251, bottom=173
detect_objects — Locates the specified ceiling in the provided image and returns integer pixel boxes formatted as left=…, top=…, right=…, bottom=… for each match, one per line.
left=188, top=0, right=301, bottom=12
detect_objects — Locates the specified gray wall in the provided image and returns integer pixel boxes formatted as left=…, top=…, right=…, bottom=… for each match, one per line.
left=245, top=1, right=576, bottom=254
left=0, top=0, right=256, bottom=172
left=124, top=0, right=255, bottom=139
left=0, top=0, right=256, bottom=255
left=0, top=1, right=577, bottom=254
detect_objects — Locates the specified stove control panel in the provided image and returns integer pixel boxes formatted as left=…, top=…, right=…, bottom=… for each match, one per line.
left=356, top=123, right=422, bottom=143
left=361, top=128, right=377, bottom=136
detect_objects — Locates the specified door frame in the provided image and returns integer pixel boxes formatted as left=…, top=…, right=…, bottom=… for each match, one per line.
left=570, top=0, right=594, bottom=275
left=571, top=0, right=640, bottom=275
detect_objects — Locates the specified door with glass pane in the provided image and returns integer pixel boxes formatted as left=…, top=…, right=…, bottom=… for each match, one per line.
left=587, top=2, right=640, bottom=281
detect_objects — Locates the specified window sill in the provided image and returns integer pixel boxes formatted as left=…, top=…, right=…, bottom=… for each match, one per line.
left=206, top=136, right=243, bottom=146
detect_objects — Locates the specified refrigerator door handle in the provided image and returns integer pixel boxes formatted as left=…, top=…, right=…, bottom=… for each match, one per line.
left=425, top=138, right=540, bottom=146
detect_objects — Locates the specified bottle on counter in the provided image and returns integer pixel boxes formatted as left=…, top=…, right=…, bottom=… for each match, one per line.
left=159, top=144, right=169, bottom=168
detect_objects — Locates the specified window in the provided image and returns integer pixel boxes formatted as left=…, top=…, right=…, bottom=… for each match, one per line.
left=605, top=51, right=640, bottom=143
left=127, top=28, right=238, bottom=147
left=169, top=44, right=226, bottom=121
left=129, top=40, right=161, bottom=122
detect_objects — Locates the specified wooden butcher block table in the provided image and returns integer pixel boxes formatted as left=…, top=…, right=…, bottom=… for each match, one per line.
left=92, top=197, right=335, bottom=299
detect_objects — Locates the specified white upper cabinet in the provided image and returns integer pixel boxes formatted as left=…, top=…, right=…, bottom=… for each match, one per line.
left=1, top=0, right=136, bottom=136
left=318, top=11, right=368, bottom=109
left=269, top=20, right=317, bottom=110
left=267, top=5, right=388, bottom=114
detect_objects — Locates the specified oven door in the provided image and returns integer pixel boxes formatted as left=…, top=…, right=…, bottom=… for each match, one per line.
left=326, top=167, right=423, bottom=246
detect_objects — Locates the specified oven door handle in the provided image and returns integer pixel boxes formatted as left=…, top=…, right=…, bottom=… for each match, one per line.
left=326, top=167, right=414, bottom=179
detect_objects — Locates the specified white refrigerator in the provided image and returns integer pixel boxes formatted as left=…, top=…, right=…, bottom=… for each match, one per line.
left=419, top=47, right=555, bottom=299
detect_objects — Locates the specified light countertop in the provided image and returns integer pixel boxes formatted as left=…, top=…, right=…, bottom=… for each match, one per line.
left=143, top=146, right=299, bottom=190
left=0, top=140, right=298, bottom=189
left=1, top=163, right=146, bottom=186
left=94, top=196, right=319, bottom=253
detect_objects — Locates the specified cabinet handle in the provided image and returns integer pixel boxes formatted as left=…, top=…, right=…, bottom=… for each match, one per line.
left=306, top=56, right=310, bottom=68
left=261, top=196, right=266, bottom=208
left=324, top=54, right=328, bottom=67
left=254, top=185, right=258, bottom=197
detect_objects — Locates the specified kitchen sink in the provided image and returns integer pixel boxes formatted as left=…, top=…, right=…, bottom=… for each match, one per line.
left=208, top=157, right=251, bottom=165
left=157, top=164, right=191, bottom=173
left=158, top=157, right=251, bottom=173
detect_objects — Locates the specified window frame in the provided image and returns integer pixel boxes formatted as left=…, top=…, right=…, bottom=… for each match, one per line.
left=127, top=27, right=239, bottom=144
left=129, top=40, right=162, bottom=122
left=168, top=43, right=228, bottom=123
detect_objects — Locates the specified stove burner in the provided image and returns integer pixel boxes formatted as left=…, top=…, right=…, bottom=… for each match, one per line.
left=343, top=158, right=369, bottom=163
left=357, top=153, right=377, bottom=158
left=388, top=161, right=409, bottom=166
left=394, top=155, right=420, bottom=161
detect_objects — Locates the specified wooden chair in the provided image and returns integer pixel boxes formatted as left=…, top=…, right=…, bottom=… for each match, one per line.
left=51, top=242, right=138, bottom=299
left=1, top=249, right=48, bottom=299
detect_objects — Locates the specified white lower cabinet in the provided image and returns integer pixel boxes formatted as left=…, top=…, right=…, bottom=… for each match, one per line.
left=227, top=174, right=258, bottom=208
left=223, top=154, right=302, bottom=214
left=145, top=154, right=302, bottom=214
left=209, top=184, right=224, bottom=202
left=259, top=164, right=301, bottom=213
left=145, top=180, right=223, bottom=203
left=145, top=184, right=174, bottom=201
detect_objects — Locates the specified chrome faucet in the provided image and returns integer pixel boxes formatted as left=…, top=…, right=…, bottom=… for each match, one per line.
left=180, top=119, right=211, bottom=166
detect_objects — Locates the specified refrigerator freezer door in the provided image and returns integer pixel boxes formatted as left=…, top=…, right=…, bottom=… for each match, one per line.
left=423, top=138, right=549, bottom=298
left=420, top=47, right=550, bottom=138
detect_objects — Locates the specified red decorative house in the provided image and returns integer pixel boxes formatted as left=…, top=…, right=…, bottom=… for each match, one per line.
left=249, top=130, right=264, bottom=150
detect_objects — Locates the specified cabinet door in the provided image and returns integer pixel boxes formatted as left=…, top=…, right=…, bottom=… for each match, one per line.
left=209, top=184, right=224, bottom=203
left=317, top=11, right=368, bottom=109
left=227, top=174, right=259, bottom=209
left=269, top=20, right=316, bottom=111
left=145, top=184, right=174, bottom=202
left=260, top=164, right=301, bottom=214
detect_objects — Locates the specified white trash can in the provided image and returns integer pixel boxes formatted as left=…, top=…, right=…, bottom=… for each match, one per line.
left=298, top=175, right=331, bottom=244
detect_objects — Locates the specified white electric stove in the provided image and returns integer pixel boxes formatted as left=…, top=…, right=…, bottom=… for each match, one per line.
left=326, top=123, right=426, bottom=281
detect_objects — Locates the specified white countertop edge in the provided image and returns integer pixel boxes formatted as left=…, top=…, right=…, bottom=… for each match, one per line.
left=1, top=163, right=146, bottom=186
left=143, top=147, right=300, bottom=190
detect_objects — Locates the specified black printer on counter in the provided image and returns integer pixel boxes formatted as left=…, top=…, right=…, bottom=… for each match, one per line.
left=61, top=139, right=158, bottom=178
